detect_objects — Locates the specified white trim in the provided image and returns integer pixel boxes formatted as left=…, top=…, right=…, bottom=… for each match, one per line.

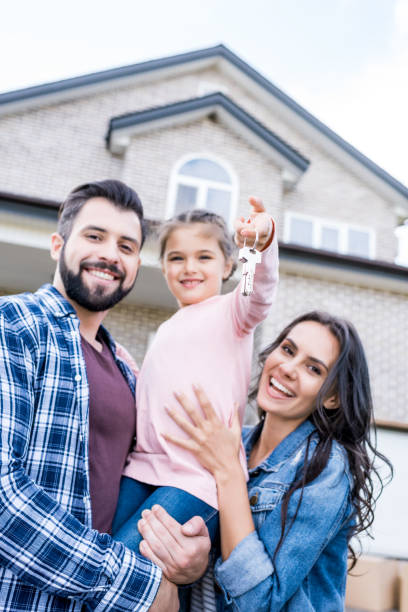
left=284, top=211, right=376, bottom=259
left=165, top=152, right=239, bottom=226
left=395, top=223, right=408, bottom=267
left=197, top=81, right=228, bottom=96
left=108, top=105, right=305, bottom=182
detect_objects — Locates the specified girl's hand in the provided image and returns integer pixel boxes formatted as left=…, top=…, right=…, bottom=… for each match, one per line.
left=234, top=196, right=275, bottom=252
left=163, top=385, right=242, bottom=478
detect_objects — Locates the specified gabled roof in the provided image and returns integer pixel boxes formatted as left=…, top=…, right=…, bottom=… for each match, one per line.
left=0, top=44, right=407, bottom=203
left=106, top=93, right=309, bottom=186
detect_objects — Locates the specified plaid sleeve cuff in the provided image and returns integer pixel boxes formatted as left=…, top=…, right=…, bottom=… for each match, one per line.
left=94, top=545, right=162, bottom=612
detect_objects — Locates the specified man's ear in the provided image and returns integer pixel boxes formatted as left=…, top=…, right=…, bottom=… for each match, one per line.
left=50, top=233, right=64, bottom=262
left=323, top=394, right=340, bottom=411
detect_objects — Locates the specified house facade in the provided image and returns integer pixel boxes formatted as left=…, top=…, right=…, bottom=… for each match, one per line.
left=0, top=45, right=407, bottom=559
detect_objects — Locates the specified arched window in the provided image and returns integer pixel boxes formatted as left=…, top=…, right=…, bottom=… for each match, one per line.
left=167, top=154, right=238, bottom=225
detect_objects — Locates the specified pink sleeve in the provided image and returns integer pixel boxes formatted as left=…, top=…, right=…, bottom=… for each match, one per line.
left=230, top=236, right=279, bottom=336
left=115, top=342, right=139, bottom=376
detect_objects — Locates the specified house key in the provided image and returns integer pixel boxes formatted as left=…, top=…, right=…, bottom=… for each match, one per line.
left=239, top=230, right=262, bottom=296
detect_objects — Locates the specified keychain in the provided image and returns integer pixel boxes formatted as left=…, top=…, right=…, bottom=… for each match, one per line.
left=238, top=230, right=261, bottom=296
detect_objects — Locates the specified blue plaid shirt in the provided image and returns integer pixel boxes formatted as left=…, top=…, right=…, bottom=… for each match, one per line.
left=0, top=284, right=161, bottom=611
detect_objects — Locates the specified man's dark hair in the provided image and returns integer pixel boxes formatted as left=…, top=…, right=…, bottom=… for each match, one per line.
left=57, top=180, right=146, bottom=246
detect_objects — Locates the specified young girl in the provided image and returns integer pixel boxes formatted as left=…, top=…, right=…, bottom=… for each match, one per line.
left=111, top=197, right=278, bottom=550
left=145, top=311, right=392, bottom=610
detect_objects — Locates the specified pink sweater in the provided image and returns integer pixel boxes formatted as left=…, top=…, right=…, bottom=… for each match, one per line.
left=123, top=239, right=279, bottom=508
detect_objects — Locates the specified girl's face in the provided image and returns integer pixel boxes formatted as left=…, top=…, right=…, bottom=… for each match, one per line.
left=162, top=223, right=233, bottom=308
left=257, top=321, right=340, bottom=430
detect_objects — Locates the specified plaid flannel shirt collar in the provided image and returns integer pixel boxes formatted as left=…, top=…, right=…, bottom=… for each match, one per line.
left=35, top=284, right=136, bottom=394
left=35, top=283, right=77, bottom=318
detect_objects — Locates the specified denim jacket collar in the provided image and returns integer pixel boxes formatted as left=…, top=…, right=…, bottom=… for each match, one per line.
left=244, top=418, right=316, bottom=474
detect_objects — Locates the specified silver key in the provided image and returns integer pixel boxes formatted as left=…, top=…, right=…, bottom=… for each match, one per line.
left=239, top=233, right=262, bottom=296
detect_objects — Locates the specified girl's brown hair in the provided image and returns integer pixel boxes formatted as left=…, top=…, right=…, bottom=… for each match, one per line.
left=159, top=209, right=237, bottom=281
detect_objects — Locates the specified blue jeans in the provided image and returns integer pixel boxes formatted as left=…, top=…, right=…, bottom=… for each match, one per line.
left=112, top=476, right=219, bottom=551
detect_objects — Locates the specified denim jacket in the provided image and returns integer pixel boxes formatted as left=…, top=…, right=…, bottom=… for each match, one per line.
left=214, top=419, right=353, bottom=611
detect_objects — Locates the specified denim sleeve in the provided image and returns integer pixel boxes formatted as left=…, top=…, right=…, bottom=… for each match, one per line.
left=0, top=313, right=161, bottom=611
left=214, top=454, right=351, bottom=611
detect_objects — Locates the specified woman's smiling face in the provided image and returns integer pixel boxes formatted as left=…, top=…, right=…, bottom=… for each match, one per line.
left=257, top=321, right=340, bottom=429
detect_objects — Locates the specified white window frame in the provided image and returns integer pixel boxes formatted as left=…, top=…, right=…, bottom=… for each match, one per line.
left=395, top=222, right=408, bottom=267
left=284, top=212, right=376, bottom=259
left=166, top=153, right=239, bottom=226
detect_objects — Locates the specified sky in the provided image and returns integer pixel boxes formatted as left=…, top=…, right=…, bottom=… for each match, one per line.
left=1, top=0, right=407, bottom=186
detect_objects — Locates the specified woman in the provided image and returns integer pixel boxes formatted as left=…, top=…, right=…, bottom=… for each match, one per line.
left=158, top=311, right=391, bottom=611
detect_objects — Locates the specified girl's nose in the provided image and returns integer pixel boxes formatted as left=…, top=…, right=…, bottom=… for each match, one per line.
left=184, top=257, right=197, bottom=274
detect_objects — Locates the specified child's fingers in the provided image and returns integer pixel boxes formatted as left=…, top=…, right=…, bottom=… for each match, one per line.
left=248, top=196, right=266, bottom=213
left=234, top=218, right=253, bottom=233
left=239, top=227, right=258, bottom=239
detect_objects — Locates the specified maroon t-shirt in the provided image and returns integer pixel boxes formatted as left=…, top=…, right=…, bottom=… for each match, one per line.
left=81, top=333, right=136, bottom=534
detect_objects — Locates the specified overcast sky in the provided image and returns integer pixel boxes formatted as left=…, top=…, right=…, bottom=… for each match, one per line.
left=1, top=0, right=407, bottom=185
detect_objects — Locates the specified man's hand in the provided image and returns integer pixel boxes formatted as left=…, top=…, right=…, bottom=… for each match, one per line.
left=149, top=575, right=178, bottom=612
left=138, top=505, right=211, bottom=584
left=234, top=196, right=275, bottom=252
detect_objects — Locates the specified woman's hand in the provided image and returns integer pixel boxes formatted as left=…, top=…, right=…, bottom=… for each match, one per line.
left=164, top=385, right=242, bottom=479
left=165, top=385, right=256, bottom=562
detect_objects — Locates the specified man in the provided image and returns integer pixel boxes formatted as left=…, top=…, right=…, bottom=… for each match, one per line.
left=0, top=180, right=209, bottom=611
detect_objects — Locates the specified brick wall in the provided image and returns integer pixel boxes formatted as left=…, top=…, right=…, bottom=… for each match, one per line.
left=260, top=273, right=408, bottom=423
left=0, top=65, right=399, bottom=261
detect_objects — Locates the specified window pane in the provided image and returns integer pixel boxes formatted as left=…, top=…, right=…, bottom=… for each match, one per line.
left=321, top=226, right=339, bottom=252
left=206, top=188, right=231, bottom=222
left=348, top=229, right=370, bottom=257
left=174, top=184, right=198, bottom=215
left=289, top=218, right=313, bottom=246
left=179, top=158, right=231, bottom=184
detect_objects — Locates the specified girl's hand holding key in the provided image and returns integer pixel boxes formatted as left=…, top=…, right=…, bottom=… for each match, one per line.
left=234, top=196, right=275, bottom=251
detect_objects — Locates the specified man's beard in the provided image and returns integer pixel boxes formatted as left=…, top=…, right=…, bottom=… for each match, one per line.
left=59, top=247, right=136, bottom=312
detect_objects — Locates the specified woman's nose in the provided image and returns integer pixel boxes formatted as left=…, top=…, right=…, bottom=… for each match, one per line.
left=278, top=360, right=297, bottom=379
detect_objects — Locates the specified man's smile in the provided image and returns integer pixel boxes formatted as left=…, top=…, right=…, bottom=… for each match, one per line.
left=81, top=262, right=124, bottom=284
